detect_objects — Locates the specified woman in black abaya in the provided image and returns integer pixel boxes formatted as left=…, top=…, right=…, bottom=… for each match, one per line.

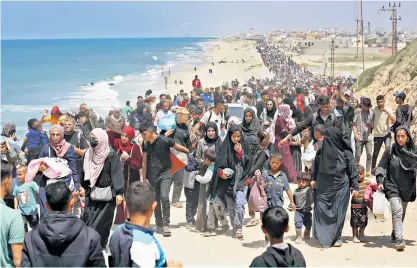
left=311, top=127, right=359, bottom=248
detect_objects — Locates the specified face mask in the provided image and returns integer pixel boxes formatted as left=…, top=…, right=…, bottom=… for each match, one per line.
left=90, top=139, right=98, bottom=148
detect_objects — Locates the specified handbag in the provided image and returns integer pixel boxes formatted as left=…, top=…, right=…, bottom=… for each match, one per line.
left=89, top=151, right=114, bottom=201
left=90, top=186, right=113, bottom=201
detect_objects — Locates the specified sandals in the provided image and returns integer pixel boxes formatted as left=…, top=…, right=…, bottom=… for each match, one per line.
left=235, top=230, right=244, bottom=239
left=246, top=218, right=259, bottom=227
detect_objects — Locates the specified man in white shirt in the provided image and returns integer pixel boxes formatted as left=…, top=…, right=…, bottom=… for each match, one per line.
left=156, top=101, right=173, bottom=134
left=371, top=95, right=396, bottom=174
left=192, top=98, right=225, bottom=135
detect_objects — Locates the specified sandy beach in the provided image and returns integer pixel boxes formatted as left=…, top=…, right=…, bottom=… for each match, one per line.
left=162, top=39, right=273, bottom=97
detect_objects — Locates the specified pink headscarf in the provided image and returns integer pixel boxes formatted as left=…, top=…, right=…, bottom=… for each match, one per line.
left=83, top=128, right=110, bottom=188
left=277, top=104, right=296, bottom=132
left=49, top=124, right=71, bottom=157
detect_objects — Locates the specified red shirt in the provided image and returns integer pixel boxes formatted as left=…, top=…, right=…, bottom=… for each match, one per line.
left=192, top=79, right=201, bottom=88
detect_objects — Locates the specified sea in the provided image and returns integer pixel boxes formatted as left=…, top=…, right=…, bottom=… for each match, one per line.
left=1, top=37, right=215, bottom=139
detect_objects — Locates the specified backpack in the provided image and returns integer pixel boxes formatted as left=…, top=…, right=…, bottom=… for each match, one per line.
left=248, top=174, right=267, bottom=212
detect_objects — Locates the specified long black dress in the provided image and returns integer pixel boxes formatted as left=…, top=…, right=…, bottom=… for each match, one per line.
left=311, top=127, right=358, bottom=248
left=82, top=150, right=124, bottom=249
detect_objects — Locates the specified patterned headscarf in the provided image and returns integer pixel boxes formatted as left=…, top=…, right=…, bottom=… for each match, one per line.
left=2, top=123, right=16, bottom=137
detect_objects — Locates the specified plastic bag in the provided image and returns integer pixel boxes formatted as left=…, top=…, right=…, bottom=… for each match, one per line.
left=301, top=141, right=316, bottom=169
left=157, top=113, right=177, bottom=131
left=373, top=190, right=386, bottom=217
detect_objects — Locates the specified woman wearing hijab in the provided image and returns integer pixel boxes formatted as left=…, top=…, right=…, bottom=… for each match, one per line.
left=208, top=125, right=251, bottom=239
left=246, top=130, right=270, bottom=227
left=273, top=105, right=297, bottom=183
left=38, top=124, right=79, bottom=218
left=82, top=128, right=124, bottom=249
left=311, top=127, right=359, bottom=248
left=2, top=122, right=25, bottom=165
left=113, top=126, right=142, bottom=224
left=106, top=109, right=126, bottom=150
left=259, top=100, right=277, bottom=130
left=194, top=122, right=222, bottom=232
left=283, top=96, right=303, bottom=122
left=240, top=108, right=261, bottom=156
left=376, top=126, right=417, bottom=251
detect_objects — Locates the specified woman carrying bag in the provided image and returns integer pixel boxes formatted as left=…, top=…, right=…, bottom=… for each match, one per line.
left=82, top=128, right=124, bottom=250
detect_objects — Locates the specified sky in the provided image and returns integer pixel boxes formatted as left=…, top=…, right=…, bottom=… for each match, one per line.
left=2, top=1, right=417, bottom=40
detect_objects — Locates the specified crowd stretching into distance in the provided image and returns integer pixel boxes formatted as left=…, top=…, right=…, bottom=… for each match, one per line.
left=1, top=40, right=416, bottom=267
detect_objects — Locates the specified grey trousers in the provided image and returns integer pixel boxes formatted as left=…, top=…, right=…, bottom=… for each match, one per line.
left=225, top=187, right=248, bottom=231
left=355, top=140, right=373, bottom=172
left=170, top=169, right=184, bottom=203
left=389, top=197, right=408, bottom=243
left=207, top=201, right=229, bottom=230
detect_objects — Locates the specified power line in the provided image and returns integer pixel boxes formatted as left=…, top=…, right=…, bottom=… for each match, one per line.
left=379, top=2, right=402, bottom=55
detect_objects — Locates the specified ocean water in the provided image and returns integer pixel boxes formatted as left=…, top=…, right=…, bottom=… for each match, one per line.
left=1, top=37, right=214, bottom=138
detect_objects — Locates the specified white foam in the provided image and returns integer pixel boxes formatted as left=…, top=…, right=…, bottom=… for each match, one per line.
left=152, top=56, right=158, bottom=61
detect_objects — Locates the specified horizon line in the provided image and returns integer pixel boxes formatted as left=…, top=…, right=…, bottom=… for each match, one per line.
left=1, top=36, right=220, bottom=41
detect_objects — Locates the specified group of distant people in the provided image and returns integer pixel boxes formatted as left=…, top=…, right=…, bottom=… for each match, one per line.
left=1, top=38, right=416, bottom=268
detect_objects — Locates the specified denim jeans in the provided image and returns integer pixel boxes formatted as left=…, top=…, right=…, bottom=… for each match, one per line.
left=294, top=211, right=312, bottom=229
left=225, top=186, right=248, bottom=231
left=184, top=181, right=200, bottom=223
left=355, top=140, right=373, bottom=172
left=372, top=134, right=392, bottom=170
left=152, top=178, right=171, bottom=227
left=171, top=169, right=184, bottom=204
left=389, top=197, right=408, bottom=243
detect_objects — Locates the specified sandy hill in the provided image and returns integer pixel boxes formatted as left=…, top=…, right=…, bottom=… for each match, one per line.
left=355, top=38, right=417, bottom=142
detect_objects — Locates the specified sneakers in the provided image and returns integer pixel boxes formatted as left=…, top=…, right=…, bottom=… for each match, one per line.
left=163, top=226, right=171, bottom=237
left=295, top=229, right=303, bottom=244
left=203, top=229, right=216, bottom=237
left=171, top=202, right=183, bottom=208
left=396, top=241, right=405, bottom=251
left=352, top=228, right=360, bottom=243
left=186, top=221, right=196, bottom=230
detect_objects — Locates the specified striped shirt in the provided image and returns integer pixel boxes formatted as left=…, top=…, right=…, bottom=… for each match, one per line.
left=351, top=179, right=371, bottom=208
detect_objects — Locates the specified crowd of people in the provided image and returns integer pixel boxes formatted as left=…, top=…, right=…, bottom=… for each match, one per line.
left=1, top=39, right=416, bottom=267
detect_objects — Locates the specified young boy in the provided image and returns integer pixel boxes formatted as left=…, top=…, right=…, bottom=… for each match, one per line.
left=13, top=165, right=39, bottom=233
left=109, top=181, right=182, bottom=267
left=249, top=207, right=306, bottom=267
left=351, top=164, right=372, bottom=243
left=263, top=152, right=296, bottom=211
left=293, top=172, right=314, bottom=244
left=196, top=148, right=230, bottom=237
left=184, top=134, right=200, bottom=228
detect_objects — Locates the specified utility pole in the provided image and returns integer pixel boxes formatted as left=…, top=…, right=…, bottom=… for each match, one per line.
left=379, top=2, right=401, bottom=55
left=330, top=40, right=335, bottom=79
left=360, top=0, right=365, bottom=71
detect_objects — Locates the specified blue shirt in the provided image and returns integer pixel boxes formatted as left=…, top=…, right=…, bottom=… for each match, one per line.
left=264, top=170, right=290, bottom=208
left=13, top=181, right=39, bottom=215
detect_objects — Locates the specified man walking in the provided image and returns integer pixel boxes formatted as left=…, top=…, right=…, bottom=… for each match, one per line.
left=371, top=95, right=396, bottom=174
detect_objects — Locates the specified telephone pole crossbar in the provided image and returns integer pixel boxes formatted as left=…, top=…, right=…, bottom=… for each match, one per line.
left=379, top=2, right=401, bottom=55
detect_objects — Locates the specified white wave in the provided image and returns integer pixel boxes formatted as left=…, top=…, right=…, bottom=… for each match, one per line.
left=183, top=46, right=197, bottom=50
left=152, top=56, right=158, bottom=61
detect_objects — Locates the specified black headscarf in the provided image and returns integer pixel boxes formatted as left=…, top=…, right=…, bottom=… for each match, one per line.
left=392, top=126, right=417, bottom=170
left=266, top=100, right=277, bottom=118
left=316, top=126, right=352, bottom=175
left=204, top=122, right=221, bottom=144
left=240, top=108, right=261, bottom=135
left=216, top=124, right=243, bottom=169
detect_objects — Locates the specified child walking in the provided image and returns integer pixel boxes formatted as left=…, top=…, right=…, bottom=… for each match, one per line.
left=197, top=148, right=229, bottom=237
left=13, top=165, right=40, bottom=233
left=351, top=164, right=372, bottom=243
left=263, top=152, right=296, bottom=210
left=293, top=172, right=314, bottom=244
